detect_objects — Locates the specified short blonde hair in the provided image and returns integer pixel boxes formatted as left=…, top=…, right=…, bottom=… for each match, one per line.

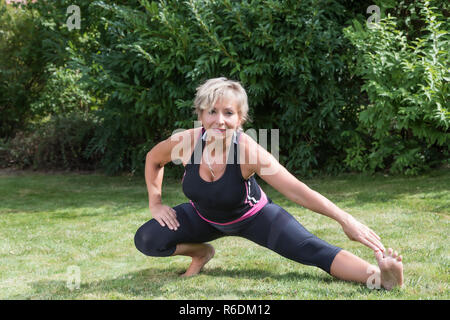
left=194, top=77, right=250, bottom=128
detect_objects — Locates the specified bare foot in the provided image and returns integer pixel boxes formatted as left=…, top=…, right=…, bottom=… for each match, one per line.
left=181, top=244, right=215, bottom=277
left=375, top=248, right=404, bottom=290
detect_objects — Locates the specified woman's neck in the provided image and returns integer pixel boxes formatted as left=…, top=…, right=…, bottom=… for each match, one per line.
left=204, top=132, right=234, bottom=162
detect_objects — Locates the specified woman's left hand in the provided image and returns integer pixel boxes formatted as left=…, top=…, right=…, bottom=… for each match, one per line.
left=340, top=215, right=386, bottom=252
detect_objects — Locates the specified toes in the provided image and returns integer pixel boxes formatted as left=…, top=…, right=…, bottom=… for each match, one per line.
left=387, top=248, right=393, bottom=257
left=378, top=247, right=403, bottom=261
left=374, top=250, right=384, bottom=263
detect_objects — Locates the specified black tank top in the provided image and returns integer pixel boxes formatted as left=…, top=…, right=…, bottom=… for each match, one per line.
left=182, top=127, right=266, bottom=223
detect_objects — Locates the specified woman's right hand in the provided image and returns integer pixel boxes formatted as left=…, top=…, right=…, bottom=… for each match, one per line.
left=150, top=204, right=180, bottom=231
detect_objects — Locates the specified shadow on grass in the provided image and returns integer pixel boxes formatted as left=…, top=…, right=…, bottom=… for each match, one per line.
left=24, top=265, right=372, bottom=300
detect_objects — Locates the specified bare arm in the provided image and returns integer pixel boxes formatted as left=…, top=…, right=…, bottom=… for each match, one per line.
left=145, top=150, right=165, bottom=209
left=144, top=129, right=193, bottom=230
left=241, top=133, right=385, bottom=252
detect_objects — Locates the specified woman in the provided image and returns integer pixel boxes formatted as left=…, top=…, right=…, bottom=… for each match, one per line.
left=134, top=77, right=404, bottom=290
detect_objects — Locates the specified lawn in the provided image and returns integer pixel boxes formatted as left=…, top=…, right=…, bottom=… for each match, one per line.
left=0, top=168, right=448, bottom=300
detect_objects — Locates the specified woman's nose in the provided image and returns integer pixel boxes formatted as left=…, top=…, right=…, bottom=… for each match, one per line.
left=216, top=112, right=225, bottom=124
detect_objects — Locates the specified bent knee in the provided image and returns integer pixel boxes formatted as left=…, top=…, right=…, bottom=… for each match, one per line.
left=134, top=221, right=175, bottom=257
left=134, top=225, right=153, bottom=255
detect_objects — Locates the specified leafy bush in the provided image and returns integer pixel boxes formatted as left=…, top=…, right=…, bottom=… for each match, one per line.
left=0, top=132, right=37, bottom=169
left=3, top=0, right=447, bottom=176
left=0, top=0, right=46, bottom=137
left=67, top=0, right=366, bottom=176
left=30, top=64, right=97, bottom=117
left=343, top=0, right=449, bottom=175
left=0, top=0, right=107, bottom=171
left=0, top=0, right=101, bottom=138
left=1, top=113, right=102, bottom=170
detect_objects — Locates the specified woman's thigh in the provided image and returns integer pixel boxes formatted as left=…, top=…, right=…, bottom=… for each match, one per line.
left=236, top=203, right=341, bottom=273
left=134, top=202, right=224, bottom=257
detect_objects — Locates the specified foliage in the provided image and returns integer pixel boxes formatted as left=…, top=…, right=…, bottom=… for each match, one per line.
left=0, top=113, right=102, bottom=170
left=0, top=0, right=46, bottom=137
left=30, top=64, right=97, bottom=117
left=343, top=0, right=449, bottom=175
left=70, top=0, right=366, bottom=176
left=1, top=0, right=448, bottom=176
left=0, top=0, right=101, bottom=136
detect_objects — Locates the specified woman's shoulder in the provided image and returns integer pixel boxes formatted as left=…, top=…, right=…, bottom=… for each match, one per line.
left=237, top=130, right=281, bottom=177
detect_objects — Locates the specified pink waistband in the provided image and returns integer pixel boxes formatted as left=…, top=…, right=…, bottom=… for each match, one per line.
left=190, top=188, right=268, bottom=226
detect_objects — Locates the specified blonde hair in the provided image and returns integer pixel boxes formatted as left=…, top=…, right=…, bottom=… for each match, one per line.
left=193, top=77, right=250, bottom=128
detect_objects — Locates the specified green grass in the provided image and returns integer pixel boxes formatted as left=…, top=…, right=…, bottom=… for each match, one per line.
left=0, top=168, right=449, bottom=299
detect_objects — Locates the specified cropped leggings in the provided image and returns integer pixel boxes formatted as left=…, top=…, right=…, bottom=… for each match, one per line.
left=134, top=201, right=342, bottom=274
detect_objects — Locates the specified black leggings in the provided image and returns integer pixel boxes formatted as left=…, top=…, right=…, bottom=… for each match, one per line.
left=134, top=202, right=342, bottom=274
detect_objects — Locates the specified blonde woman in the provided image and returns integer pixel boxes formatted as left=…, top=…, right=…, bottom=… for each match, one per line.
left=134, top=77, right=403, bottom=290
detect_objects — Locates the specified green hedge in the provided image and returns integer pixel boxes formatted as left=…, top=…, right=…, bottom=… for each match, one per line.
left=0, top=1, right=46, bottom=137
left=0, top=113, right=101, bottom=171
left=1, top=0, right=448, bottom=176
left=343, top=0, right=449, bottom=175
left=75, top=0, right=366, bottom=176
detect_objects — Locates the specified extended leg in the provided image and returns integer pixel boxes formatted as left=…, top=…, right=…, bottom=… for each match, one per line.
left=237, top=203, right=342, bottom=274
left=237, top=203, right=403, bottom=290
left=329, top=250, right=375, bottom=283
left=330, top=248, right=403, bottom=290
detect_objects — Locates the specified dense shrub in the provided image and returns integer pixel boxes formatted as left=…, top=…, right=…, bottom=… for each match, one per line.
left=0, top=1, right=46, bottom=137
left=0, top=0, right=101, bottom=137
left=30, top=64, right=98, bottom=117
left=68, top=0, right=366, bottom=176
left=343, top=0, right=449, bottom=175
left=0, top=113, right=102, bottom=170
left=2, top=0, right=447, bottom=177
left=0, top=0, right=106, bottom=170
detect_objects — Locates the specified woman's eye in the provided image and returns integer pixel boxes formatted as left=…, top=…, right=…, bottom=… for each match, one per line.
left=208, top=110, right=233, bottom=115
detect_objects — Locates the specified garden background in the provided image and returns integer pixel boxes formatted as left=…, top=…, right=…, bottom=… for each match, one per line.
left=0, top=0, right=448, bottom=300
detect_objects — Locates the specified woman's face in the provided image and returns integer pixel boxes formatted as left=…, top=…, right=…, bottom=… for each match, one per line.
left=199, top=94, right=242, bottom=140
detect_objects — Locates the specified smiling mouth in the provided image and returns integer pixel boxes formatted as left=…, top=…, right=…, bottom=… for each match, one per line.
left=213, top=128, right=227, bottom=133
